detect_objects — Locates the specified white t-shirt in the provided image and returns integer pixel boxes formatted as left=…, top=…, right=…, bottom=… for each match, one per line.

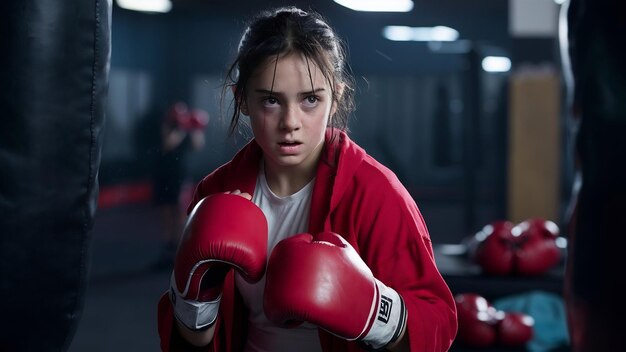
left=234, top=164, right=323, bottom=352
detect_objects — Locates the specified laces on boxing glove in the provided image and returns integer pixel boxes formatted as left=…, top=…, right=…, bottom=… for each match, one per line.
left=360, top=279, right=408, bottom=351
left=169, top=272, right=221, bottom=331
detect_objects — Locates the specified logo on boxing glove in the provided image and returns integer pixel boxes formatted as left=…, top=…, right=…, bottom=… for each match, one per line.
left=378, top=295, right=393, bottom=324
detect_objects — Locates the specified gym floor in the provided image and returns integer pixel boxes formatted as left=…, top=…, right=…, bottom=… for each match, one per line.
left=69, top=204, right=169, bottom=351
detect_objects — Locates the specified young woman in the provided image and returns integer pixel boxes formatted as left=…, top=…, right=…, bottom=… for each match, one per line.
left=158, top=6, right=457, bottom=352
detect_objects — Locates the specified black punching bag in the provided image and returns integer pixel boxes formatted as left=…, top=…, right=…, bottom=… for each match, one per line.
left=0, top=0, right=111, bottom=351
left=563, top=0, right=626, bottom=351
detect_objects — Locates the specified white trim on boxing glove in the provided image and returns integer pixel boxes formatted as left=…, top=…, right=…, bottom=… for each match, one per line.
left=169, top=272, right=221, bottom=331
left=361, top=279, right=408, bottom=350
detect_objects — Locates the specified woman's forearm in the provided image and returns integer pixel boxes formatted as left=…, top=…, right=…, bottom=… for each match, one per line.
left=175, top=319, right=216, bottom=347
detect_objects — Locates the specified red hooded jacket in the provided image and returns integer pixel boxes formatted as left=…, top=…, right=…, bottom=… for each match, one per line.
left=158, top=129, right=457, bottom=351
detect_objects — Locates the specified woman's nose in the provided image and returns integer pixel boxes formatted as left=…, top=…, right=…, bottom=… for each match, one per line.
left=279, top=105, right=301, bottom=131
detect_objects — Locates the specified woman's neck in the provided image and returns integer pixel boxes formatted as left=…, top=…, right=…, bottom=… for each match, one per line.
left=263, top=160, right=318, bottom=197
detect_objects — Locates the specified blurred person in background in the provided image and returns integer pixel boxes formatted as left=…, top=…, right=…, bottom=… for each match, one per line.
left=153, top=102, right=208, bottom=268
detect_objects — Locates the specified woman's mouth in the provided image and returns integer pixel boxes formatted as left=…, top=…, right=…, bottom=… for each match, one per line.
left=277, top=141, right=302, bottom=154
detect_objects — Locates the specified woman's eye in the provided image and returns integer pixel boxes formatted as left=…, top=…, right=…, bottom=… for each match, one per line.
left=304, top=95, right=319, bottom=106
left=263, top=97, right=279, bottom=106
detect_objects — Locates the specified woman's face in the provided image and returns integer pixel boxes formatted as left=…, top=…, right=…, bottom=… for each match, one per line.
left=243, top=52, right=335, bottom=176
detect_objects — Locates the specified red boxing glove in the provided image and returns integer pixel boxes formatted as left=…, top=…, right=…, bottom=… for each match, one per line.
left=471, top=221, right=516, bottom=276
left=169, top=193, right=268, bottom=330
left=454, top=293, right=500, bottom=348
left=188, top=109, right=209, bottom=130
left=263, top=232, right=407, bottom=350
left=455, top=293, right=534, bottom=348
left=167, top=102, right=194, bottom=130
left=497, top=312, right=534, bottom=347
left=472, top=219, right=562, bottom=276
left=514, top=218, right=561, bottom=276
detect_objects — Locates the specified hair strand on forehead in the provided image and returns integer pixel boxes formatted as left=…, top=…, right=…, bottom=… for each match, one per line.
left=269, top=51, right=280, bottom=97
left=304, top=55, right=315, bottom=95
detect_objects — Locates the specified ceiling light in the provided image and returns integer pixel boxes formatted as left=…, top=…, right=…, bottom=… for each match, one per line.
left=481, top=56, right=512, bottom=73
left=383, top=26, right=459, bottom=42
left=334, top=0, right=414, bottom=12
left=116, top=0, right=172, bottom=13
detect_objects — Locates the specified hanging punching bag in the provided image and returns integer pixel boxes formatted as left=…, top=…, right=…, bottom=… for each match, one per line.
left=0, top=0, right=111, bottom=351
left=563, top=0, right=626, bottom=351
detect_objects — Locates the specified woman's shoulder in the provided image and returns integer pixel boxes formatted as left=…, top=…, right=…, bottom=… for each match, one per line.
left=353, top=153, right=403, bottom=191
left=331, top=132, right=399, bottom=188
left=195, top=140, right=261, bottom=196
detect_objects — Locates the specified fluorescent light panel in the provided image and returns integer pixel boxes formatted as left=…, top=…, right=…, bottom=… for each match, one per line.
left=481, top=56, right=512, bottom=72
left=383, top=26, right=459, bottom=42
left=334, top=0, right=414, bottom=12
left=116, top=0, right=172, bottom=13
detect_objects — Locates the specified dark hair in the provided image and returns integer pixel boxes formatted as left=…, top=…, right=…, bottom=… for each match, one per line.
left=224, top=6, right=355, bottom=136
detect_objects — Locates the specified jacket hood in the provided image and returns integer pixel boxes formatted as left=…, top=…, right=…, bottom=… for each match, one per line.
left=197, top=128, right=367, bottom=234
left=321, top=128, right=366, bottom=213
left=307, top=128, right=367, bottom=233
